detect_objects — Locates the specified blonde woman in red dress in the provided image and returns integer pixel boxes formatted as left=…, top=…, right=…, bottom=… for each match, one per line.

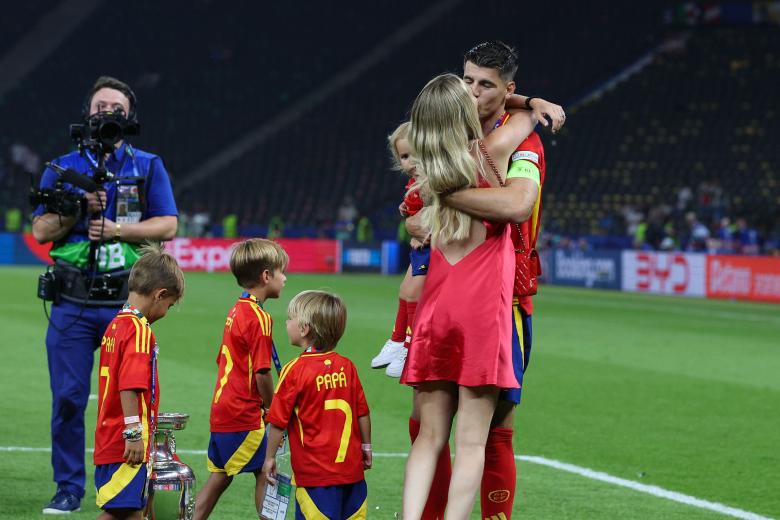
left=400, top=73, right=537, bottom=519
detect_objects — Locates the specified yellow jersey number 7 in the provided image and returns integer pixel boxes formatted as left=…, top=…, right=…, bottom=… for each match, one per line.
left=213, top=345, right=234, bottom=404
left=324, top=399, right=353, bottom=463
left=99, top=366, right=110, bottom=407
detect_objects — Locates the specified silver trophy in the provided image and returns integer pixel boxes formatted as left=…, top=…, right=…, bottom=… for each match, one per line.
left=144, top=412, right=196, bottom=520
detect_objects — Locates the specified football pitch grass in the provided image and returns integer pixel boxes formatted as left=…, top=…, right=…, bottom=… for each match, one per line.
left=0, top=266, right=778, bottom=519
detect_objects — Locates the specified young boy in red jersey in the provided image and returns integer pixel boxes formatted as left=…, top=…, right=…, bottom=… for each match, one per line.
left=94, top=244, right=185, bottom=519
left=193, top=238, right=288, bottom=519
left=262, top=290, right=372, bottom=519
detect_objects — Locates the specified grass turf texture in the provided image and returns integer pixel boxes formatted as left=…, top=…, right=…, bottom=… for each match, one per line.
left=0, top=266, right=778, bottom=519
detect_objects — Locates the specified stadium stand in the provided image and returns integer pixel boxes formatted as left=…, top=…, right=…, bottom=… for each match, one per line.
left=546, top=26, right=780, bottom=254
left=4, top=2, right=777, bottom=253
left=0, top=1, right=60, bottom=54
left=166, top=1, right=665, bottom=236
left=0, top=1, right=661, bottom=232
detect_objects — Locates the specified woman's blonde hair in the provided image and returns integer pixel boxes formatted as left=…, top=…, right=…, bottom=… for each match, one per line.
left=287, top=290, right=347, bottom=351
left=387, top=121, right=411, bottom=171
left=409, top=74, right=482, bottom=245
left=128, top=242, right=185, bottom=302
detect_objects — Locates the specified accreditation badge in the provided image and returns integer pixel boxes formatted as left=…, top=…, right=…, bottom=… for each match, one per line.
left=116, top=183, right=142, bottom=224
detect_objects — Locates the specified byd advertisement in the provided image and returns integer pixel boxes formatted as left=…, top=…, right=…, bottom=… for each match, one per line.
left=621, top=251, right=706, bottom=297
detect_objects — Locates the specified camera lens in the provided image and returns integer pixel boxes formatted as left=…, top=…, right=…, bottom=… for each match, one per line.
left=97, top=120, right=122, bottom=145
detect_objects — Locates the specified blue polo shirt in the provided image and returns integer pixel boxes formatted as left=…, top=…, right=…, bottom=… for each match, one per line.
left=33, top=143, right=178, bottom=270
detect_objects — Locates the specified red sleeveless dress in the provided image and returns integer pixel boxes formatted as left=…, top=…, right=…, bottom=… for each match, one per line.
left=400, top=176, right=518, bottom=389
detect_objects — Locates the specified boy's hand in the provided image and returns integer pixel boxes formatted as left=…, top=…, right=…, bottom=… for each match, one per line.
left=123, top=439, right=144, bottom=465
left=262, top=458, right=278, bottom=486
left=361, top=444, right=373, bottom=470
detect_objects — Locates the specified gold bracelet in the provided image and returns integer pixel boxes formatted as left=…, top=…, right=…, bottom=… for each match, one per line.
left=115, top=223, right=122, bottom=240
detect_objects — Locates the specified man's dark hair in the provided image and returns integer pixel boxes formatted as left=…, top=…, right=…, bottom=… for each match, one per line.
left=84, top=76, right=137, bottom=121
left=463, top=41, right=518, bottom=82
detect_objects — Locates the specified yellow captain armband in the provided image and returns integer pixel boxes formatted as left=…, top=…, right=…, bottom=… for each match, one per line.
left=507, top=155, right=540, bottom=186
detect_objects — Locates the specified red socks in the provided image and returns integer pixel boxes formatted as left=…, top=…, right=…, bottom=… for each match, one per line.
left=391, top=299, right=408, bottom=342
left=409, top=418, right=450, bottom=520
left=404, top=301, right=418, bottom=347
left=481, top=427, right=516, bottom=519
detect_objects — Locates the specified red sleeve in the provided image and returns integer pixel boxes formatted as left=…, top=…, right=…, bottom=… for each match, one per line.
left=511, top=132, right=543, bottom=169
left=267, top=360, right=300, bottom=429
left=402, top=178, right=424, bottom=217
left=352, top=364, right=369, bottom=417
left=246, top=308, right=273, bottom=372
left=117, top=323, right=152, bottom=391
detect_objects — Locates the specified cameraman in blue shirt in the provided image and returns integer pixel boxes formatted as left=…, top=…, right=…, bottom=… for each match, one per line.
left=32, top=76, right=178, bottom=514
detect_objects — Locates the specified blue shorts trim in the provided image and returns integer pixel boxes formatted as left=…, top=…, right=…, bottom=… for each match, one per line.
left=95, top=462, right=148, bottom=510
left=207, top=427, right=267, bottom=476
left=409, top=247, right=431, bottom=276
left=295, top=480, right=367, bottom=519
left=499, top=305, right=533, bottom=405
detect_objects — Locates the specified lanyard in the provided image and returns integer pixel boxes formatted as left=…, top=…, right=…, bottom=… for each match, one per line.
left=121, top=304, right=157, bottom=408
left=84, top=144, right=139, bottom=179
left=494, top=112, right=509, bottom=130
left=242, top=292, right=284, bottom=376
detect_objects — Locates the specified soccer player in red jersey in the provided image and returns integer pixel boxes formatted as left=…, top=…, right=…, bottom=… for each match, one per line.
left=193, top=239, right=288, bottom=520
left=455, top=42, right=551, bottom=520
left=263, top=291, right=372, bottom=519
left=94, top=244, right=185, bottom=519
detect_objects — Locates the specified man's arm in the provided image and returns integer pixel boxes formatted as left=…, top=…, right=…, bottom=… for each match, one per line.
left=32, top=214, right=78, bottom=243
left=507, top=94, right=566, bottom=133
left=444, top=177, right=539, bottom=224
left=32, top=190, right=106, bottom=243
left=88, top=215, right=178, bottom=242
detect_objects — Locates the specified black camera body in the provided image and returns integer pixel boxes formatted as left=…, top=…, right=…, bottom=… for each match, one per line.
left=29, top=184, right=84, bottom=217
left=70, top=111, right=139, bottom=150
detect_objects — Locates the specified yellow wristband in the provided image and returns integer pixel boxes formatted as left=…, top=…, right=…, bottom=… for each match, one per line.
left=115, top=223, right=122, bottom=240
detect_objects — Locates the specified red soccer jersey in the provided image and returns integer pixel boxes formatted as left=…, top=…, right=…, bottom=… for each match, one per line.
left=209, top=293, right=274, bottom=432
left=501, top=114, right=546, bottom=314
left=267, top=351, right=370, bottom=487
left=402, top=177, right=424, bottom=217
left=94, top=307, right=159, bottom=465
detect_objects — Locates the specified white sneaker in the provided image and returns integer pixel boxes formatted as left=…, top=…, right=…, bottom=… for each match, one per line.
left=371, top=339, right=405, bottom=368
left=385, top=346, right=408, bottom=378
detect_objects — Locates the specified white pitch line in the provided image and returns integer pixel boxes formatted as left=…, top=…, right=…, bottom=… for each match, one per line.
left=1, top=447, right=772, bottom=519
left=517, top=455, right=774, bottom=520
